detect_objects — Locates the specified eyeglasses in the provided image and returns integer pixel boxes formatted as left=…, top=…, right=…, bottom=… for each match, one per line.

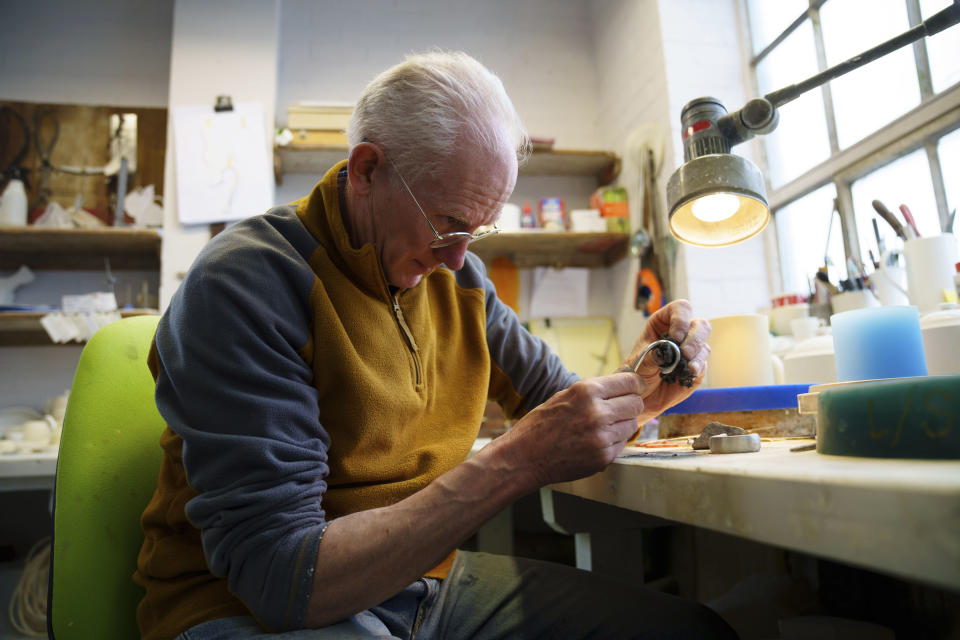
left=387, top=156, right=500, bottom=249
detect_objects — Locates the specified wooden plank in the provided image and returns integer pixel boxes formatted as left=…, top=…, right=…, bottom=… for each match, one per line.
left=275, top=145, right=622, bottom=185
left=521, top=149, right=621, bottom=185
left=0, top=227, right=161, bottom=270
left=0, top=309, right=158, bottom=346
left=469, top=231, right=629, bottom=269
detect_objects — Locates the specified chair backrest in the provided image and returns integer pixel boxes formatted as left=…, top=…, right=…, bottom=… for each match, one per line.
left=48, top=314, right=165, bottom=639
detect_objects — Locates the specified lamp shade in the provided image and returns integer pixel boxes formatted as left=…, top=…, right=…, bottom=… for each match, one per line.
left=666, top=153, right=769, bottom=247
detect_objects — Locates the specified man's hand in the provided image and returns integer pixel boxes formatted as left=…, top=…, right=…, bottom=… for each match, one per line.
left=494, top=372, right=647, bottom=487
left=623, top=299, right=710, bottom=420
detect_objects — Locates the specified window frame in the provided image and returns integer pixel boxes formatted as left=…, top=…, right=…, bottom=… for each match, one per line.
left=741, top=0, right=960, bottom=291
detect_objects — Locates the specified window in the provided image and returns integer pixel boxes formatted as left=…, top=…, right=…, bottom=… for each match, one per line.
left=939, top=127, right=960, bottom=217
left=755, top=20, right=830, bottom=187
left=923, top=0, right=960, bottom=93
left=744, top=0, right=960, bottom=294
left=850, top=150, right=939, bottom=262
left=820, top=0, right=920, bottom=149
left=775, top=184, right=844, bottom=295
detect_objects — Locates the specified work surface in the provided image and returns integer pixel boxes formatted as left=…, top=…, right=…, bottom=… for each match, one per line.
left=551, top=439, right=960, bottom=592
left=0, top=452, right=56, bottom=491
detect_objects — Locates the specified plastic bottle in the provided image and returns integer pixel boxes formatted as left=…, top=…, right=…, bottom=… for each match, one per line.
left=954, top=262, right=960, bottom=301
left=0, top=178, right=28, bottom=227
left=520, top=200, right=536, bottom=228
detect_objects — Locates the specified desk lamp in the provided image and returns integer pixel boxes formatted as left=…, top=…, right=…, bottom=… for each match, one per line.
left=667, top=1, right=960, bottom=247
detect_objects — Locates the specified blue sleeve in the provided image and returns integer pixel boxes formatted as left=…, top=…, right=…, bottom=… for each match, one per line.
left=152, top=211, right=327, bottom=630
left=457, top=252, right=578, bottom=414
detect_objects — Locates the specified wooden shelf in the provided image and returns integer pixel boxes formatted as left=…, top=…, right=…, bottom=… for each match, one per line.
left=275, top=146, right=621, bottom=185
left=469, top=231, right=629, bottom=268
left=0, top=227, right=162, bottom=270
left=0, top=309, right=158, bottom=346
left=520, top=149, right=620, bottom=184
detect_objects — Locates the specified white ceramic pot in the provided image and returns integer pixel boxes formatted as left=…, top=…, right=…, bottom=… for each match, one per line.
left=783, top=334, right=838, bottom=385
left=706, top=314, right=784, bottom=388
left=919, top=303, right=960, bottom=375
left=770, top=303, right=810, bottom=336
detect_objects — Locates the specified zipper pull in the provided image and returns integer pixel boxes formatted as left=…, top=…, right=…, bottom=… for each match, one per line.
left=392, top=294, right=419, bottom=353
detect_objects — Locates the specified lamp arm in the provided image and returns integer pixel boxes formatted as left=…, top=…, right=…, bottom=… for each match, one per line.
left=716, top=1, right=960, bottom=148
left=766, top=0, right=960, bottom=108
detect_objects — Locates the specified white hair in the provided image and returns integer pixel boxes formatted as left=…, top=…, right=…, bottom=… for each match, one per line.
left=346, top=50, right=530, bottom=185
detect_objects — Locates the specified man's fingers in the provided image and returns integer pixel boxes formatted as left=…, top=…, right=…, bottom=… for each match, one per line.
left=680, top=317, right=711, bottom=362
left=651, top=299, right=692, bottom=341
left=601, top=392, right=646, bottom=424
left=589, top=371, right=648, bottom=399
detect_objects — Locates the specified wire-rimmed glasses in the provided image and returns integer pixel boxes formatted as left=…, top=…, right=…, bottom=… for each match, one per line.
left=387, top=156, right=500, bottom=249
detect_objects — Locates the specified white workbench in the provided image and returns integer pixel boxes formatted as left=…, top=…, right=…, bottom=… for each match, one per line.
left=549, top=439, right=960, bottom=592
left=0, top=452, right=57, bottom=492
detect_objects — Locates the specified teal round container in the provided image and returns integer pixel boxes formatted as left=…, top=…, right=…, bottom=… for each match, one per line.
left=830, top=305, right=927, bottom=382
left=817, top=375, right=960, bottom=459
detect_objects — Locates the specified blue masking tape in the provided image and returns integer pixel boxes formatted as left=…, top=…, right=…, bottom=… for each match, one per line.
left=662, top=384, right=812, bottom=415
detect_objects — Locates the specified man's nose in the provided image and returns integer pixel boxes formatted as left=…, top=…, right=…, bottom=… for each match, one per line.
left=433, top=241, right=470, bottom=270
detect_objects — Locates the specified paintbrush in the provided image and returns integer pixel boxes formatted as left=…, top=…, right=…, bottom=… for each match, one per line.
left=871, top=200, right=907, bottom=240
left=899, top=204, right=921, bottom=238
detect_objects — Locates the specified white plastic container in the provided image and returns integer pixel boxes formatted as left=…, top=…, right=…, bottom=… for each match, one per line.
left=904, top=234, right=959, bottom=313
left=0, top=178, right=28, bottom=227
left=769, top=302, right=809, bottom=336
left=919, top=303, right=960, bottom=376
left=783, top=334, right=838, bottom=385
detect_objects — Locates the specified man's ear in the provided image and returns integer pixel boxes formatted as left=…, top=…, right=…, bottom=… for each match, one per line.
left=347, top=141, right=383, bottom=196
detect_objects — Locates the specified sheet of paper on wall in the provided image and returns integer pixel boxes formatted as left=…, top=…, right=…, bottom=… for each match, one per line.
left=529, top=267, right=589, bottom=318
left=173, top=103, right=272, bottom=225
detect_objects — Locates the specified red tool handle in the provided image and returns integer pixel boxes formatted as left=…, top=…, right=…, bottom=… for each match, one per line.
left=899, top=204, right=921, bottom=238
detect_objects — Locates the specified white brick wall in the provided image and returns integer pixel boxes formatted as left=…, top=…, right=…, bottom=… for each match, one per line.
left=0, top=0, right=173, bottom=106
left=278, top=0, right=602, bottom=150
left=658, top=0, right=774, bottom=320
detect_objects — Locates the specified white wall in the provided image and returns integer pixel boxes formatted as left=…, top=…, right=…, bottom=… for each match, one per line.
left=589, top=0, right=772, bottom=353
left=658, top=0, right=774, bottom=320
left=0, top=0, right=173, bottom=106
left=591, top=0, right=773, bottom=331
left=160, top=0, right=279, bottom=308
left=589, top=0, right=672, bottom=354
left=277, top=0, right=602, bottom=150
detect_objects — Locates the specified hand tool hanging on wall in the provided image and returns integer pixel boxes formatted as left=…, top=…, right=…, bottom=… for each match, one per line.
left=32, top=109, right=60, bottom=212
left=1, top=106, right=31, bottom=187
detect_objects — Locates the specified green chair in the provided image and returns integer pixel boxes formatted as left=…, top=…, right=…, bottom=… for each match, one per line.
left=48, top=314, right=164, bottom=639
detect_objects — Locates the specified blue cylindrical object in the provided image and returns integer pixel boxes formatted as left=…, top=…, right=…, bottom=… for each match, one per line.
left=830, top=305, right=927, bottom=382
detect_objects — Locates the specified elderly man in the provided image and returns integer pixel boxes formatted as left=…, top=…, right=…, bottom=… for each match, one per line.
left=134, top=51, right=734, bottom=639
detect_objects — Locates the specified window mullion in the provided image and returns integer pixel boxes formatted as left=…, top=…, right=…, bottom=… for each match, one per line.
left=834, top=180, right=862, bottom=268
left=905, top=0, right=935, bottom=98
left=809, top=2, right=840, bottom=154
left=925, top=140, right=950, bottom=230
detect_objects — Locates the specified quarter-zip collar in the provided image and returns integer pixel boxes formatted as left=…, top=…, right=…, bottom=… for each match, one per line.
left=295, top=160, right=400, bottom=301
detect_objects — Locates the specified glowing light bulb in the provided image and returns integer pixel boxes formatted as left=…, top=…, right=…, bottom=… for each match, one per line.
left=691, top=193, right=740, bottom=222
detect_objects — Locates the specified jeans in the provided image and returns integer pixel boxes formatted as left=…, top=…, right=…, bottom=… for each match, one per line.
left=176, top=551, right=738, bottom=639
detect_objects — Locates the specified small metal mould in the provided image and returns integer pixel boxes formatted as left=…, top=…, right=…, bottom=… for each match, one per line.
left=631, top=339, right=682, bottom=375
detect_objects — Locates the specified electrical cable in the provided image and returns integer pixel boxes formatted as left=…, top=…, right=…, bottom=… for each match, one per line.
left=31, top=110, right=59, bottom=211
left=7, top=536, right=50, bottom=637
left=1, top=106, right=31, bottom=184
